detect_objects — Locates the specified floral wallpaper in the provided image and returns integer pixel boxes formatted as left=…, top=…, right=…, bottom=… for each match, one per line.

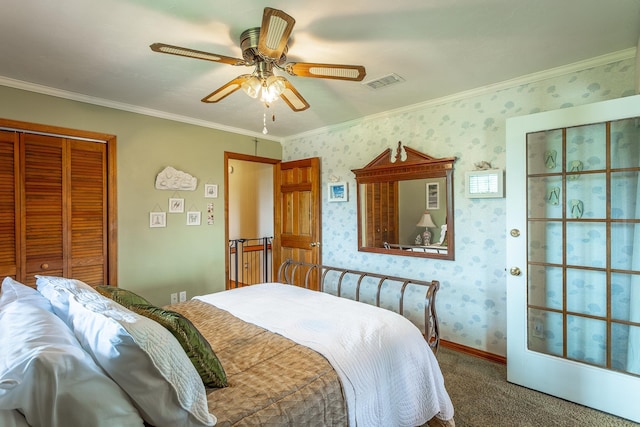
left=282, top=57, right=637, bottom=356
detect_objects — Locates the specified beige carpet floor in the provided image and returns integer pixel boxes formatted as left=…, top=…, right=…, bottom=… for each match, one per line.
left=436, top=346, right=639, bottom=427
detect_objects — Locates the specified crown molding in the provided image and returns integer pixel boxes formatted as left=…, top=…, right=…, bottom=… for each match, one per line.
left=283, top=48, right=637, bottom=143
left=0, top=76, right=283, bottom=143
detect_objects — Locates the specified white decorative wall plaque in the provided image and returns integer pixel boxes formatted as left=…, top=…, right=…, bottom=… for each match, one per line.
left=155, top=166, right=197, bottom=191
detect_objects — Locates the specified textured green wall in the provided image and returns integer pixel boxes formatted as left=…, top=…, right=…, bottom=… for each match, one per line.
left=0, top=85, right=282, bottom=305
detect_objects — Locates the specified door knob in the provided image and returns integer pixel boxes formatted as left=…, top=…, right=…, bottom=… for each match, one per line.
left=310, top=242, right=321, bottom=247
left=510, top=229, right=520, bottom=237
left=510, top=267, right=522, bottom=276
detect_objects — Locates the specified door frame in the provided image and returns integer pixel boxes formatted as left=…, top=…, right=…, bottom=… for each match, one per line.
left=224, top=152, right=279, bottom=289
left=224, top=153, right=322, bottom=289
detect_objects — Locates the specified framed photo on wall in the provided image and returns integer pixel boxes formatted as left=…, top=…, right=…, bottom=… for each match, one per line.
left=204, top=184, right=218, bottom=198
left=149, top=212, right=166, bottom=228
left=426, top=182, right=439, bottom=210
left=187, top=211, right=201, bottom=226
left=169, top=198, right=184, bottom=213
left=328, top=182, right=348, bottom=202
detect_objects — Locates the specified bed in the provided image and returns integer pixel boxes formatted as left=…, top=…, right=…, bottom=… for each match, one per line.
left=0, top=260, right=455, bottom=427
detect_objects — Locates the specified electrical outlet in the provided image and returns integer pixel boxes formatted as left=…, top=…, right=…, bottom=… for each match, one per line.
left=179, top=291, right=187, bottom=302
left=170, top=293, right=178, bottom=304
left=532, top=317, right=544, bottom=339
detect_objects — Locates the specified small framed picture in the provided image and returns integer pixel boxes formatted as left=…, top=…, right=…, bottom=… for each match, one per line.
left=204, top=184, right=218, bottom=198
left=149, top=212, right=166, bottom=228
left=328, top=182, right=348, bottom=202
left=426, top=182, right=439, bottom=210
left=187, top=211, right=201, bottom=226
left=168, top=198, right=184, bottom=213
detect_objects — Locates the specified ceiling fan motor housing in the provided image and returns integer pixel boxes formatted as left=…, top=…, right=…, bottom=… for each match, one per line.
left=240, top=27, right=287, bottom=65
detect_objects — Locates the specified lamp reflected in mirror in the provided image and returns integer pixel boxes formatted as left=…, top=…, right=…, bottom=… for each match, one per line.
left=416, top=211, right=436, bottom=245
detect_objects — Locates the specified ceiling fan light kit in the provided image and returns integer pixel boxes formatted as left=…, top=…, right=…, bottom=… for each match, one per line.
left=150, top=6, right=367, bottom=118
left=240, top=74, right=286, bottom=103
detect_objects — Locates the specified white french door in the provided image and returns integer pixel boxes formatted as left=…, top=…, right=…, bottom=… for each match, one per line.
left=506, top=95, right=640, bottom=423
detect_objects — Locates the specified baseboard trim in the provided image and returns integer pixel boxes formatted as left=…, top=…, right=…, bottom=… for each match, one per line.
left=440, top=339, right=506, bottom=365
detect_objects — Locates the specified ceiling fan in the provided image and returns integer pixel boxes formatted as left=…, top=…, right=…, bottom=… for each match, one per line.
left=150, top=7, right=366, bottom=112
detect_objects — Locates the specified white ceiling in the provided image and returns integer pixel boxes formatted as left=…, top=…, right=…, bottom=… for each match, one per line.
left=1, top=0, right=639, bottom=140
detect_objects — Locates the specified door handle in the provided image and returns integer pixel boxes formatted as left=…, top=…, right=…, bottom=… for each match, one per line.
left=510, top=267, right=522, bottom=276
left=310, top=242, right=321, bottom=247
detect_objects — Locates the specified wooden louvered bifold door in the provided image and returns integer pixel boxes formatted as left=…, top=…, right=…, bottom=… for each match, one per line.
left=364, top=181, right=398, bottom=248
left=14, top=133, right=108, bottom=287
left=68, top=140, right=107, bottom=285
left=0, top=120, right=115, bottom=289
left=0, top=131, right=19, bottom=279
left=22, top=134, right=65, bottom=286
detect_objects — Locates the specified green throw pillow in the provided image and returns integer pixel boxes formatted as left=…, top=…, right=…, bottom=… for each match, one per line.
left=130, top=304, right=227, bottom=388
left=95, top=285, right=151, bottom=308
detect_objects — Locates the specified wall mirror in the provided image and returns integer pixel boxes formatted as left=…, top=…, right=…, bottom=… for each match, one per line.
left=352, top=142, right=456, bottom=260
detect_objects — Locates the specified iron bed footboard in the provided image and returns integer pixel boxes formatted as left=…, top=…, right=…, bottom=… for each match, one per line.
left=277, top=259, right=441, bottom=352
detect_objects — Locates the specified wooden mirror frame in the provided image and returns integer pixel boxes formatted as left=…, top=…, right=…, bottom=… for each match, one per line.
left=352, top=143, right=456, bottom=260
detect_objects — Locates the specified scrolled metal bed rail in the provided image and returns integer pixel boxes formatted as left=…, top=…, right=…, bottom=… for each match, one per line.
left=277, top=259, right=441, bottom=352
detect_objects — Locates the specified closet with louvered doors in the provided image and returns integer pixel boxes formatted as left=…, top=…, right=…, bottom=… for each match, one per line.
left=0, top=120, right=117, bottom=288
left=363, top=181, right=399, bottom=249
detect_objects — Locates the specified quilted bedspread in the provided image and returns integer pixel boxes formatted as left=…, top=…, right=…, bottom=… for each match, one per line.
left=169, top=299, right=348, bottom=427
left=195, top=284, right=454, bottom=427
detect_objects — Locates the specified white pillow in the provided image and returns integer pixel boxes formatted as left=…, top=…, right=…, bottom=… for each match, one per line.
left=37, top=275, right=215, bottom=427
left=0, top=410, right=29, bottom=427
left=1, top=277, right=52, bottom=312
left=0, top=300, right=144, bottom=427
left=35, top=275, right=95, bottom=324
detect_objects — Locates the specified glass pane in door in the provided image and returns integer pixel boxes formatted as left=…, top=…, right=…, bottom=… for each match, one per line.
left=611, top=118, right=640, bottom=169
left=565, top=268, right=606, bottom=316
left=528, top=221, right=562, bottom=264
left=508, top=96, right=640, bottom=422
left=611, top=323, right=640, bottom=375
left=565, top=222, right=606, bottom=267
left=527, top=176, right=563, bottom=218
left=528, top=265, right=563, bottom=309
left=527, top=129, right=563, bottom=174
left=527, top=308, right=563, bottom=357
left=526, top=117, right=640, bottom=375
left=566, top=315, right=607, bottom=366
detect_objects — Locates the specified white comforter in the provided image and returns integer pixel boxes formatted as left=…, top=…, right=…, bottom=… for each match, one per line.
left=195, top=283, right=454, bottom=427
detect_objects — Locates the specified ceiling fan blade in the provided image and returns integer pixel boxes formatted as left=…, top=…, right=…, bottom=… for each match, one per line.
left=201, top=75, right=251, bottom=103
left=150, top=43, right=246, bottom=66
left=285, top=62, right=366, bottom=81
left=258, top=8, right=295, bottom=61
left=279, top=79, right=310, bottom=112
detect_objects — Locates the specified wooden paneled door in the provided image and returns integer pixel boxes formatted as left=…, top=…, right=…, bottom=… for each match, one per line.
left=273, top=157, right=321, bottom=289
left=0, top=119, right=117, bottom=288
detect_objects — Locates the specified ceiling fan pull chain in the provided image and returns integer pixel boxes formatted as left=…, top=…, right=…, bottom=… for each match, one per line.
left=262, top=109, right=268, bottom=134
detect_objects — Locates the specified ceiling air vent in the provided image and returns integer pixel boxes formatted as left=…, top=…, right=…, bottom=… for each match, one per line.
left=362, top=73, right=405, bottom=90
